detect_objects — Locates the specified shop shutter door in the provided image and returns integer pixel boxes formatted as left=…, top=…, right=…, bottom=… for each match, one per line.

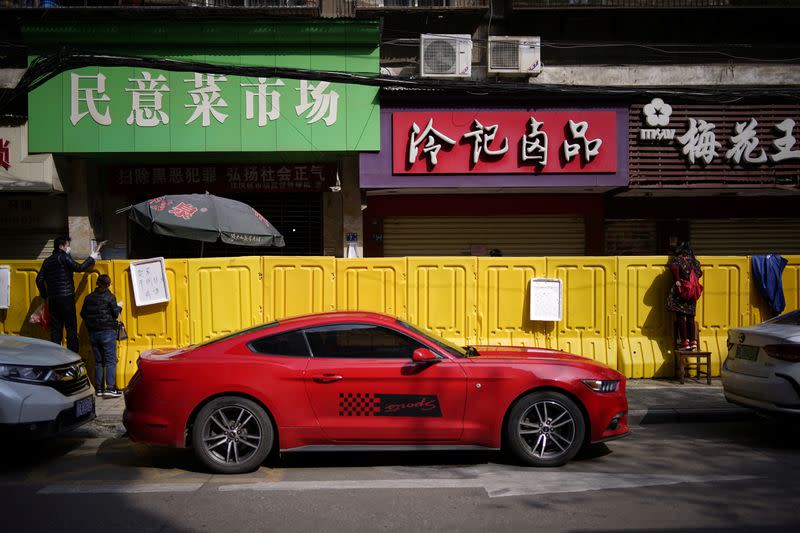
left=0, top=233, right=63, bottom=260
left=0, top=196, right=67, bottom=260
left=691, top=219, right=800, bottom=255
left=383, top=215, right=585, bottom=257
left=605, top=219, right=658, bottom=255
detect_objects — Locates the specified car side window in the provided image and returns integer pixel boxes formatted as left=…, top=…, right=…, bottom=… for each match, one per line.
left=248, top=330, right=310, bottom=357
left=304, top=323, right=424, bottom=359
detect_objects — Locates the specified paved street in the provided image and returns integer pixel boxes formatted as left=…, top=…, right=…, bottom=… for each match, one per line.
left=1, top=414, right=798, bottom=533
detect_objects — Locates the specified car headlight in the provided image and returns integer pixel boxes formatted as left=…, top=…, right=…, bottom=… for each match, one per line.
left=581, top=379, right=619, bottom=393
left=0, top=364, right=60, bottom=383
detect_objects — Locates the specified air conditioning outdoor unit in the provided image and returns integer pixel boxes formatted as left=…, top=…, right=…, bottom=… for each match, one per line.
left=488, top=36, right=542, bottom=76
left=419, top=34, right=473, bottom=78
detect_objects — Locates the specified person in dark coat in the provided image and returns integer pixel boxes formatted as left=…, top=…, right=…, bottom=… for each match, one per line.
left=666, top=241, right=703, bottom=350
left=36, top=236, right=98, bottom=353
left=80, top=274, right=123, bottom=397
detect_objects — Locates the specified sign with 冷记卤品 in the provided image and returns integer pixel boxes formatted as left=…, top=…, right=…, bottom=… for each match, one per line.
left=27, top=68, right=379, bottom=153
left=393, top=111, right=617, bottom=175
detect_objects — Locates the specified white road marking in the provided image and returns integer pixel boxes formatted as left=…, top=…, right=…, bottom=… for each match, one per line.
left=219, top=472, right=758, bottom=499
left=38, top=483, right=204, bottom=495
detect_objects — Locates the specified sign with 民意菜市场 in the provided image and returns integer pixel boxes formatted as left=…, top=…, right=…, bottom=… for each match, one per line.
left=130, top=257, right=170, bottom=307
left=27, top=68, right=379, bottom=153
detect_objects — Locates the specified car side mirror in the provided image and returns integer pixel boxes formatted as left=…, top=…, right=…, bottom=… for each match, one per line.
left=412, top=348, right=439, bottom=363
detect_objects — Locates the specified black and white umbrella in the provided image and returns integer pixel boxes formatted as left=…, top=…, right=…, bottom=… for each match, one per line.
left=119, top=193, right=285, bottom=248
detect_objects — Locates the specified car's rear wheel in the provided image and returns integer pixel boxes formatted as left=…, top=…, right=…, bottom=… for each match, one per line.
left=506, top=391, right=585, bottom=467
left=192, top=396, right=274, bottom=474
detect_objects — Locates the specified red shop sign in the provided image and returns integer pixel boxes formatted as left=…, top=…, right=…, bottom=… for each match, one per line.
left=392, top=111, right=617, bottom=174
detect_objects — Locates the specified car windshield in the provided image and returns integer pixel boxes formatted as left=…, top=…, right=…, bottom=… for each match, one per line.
left=397, top=320, right=470, bottom=358
left=193, top=322, right=280, bottom=349
left=765, top=309, right=800, bottom=326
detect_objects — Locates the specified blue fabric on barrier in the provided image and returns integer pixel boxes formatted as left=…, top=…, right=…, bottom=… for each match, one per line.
left=752, top=255, right=789, bottom=317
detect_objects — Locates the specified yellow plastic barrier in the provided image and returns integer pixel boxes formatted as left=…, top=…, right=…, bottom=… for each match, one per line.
left=263, top=257, right=336, bottom=322
left=695, top=256, right=750, bottom=375
left=188, top=257, right=263, bottom=344
left=336, top=258, right=407, bottom=318
left=1, top=255, right=797, bottom=386
left=113, top=259, right=190, bottom=385
left=477, top=257, right=547, bottom=348
left=548, top=257, right=618, bottom=370
left=407, top=257, right=477, bottom=346
left=617, top=256, right=674, bottom=378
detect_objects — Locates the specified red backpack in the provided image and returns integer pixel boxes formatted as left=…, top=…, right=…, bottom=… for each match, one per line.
left=679, top=269, right=704, bottom=301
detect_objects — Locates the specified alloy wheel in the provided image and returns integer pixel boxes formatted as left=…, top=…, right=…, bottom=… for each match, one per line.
left=517, top=400, right=577, bottom=460
left=201, top=405, right=263, bottom=466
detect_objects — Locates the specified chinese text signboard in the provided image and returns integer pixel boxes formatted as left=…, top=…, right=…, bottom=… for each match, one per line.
left=130, top=257, right=170, bottom=307
left=110, top=163, right=337, bottom=194
left=631, top=99, right=800, bottom=186
left=392, top=111, right=617, bottom=175
left=28, top=67, right=379, bottom=153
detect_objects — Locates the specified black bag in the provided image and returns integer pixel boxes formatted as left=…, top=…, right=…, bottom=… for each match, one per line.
left=116, top=321, right=128, bottom=341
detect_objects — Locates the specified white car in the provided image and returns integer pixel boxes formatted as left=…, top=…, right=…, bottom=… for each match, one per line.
left=0, top=335, right=95, bottom=438
left=722, top=310, right=800, bottom=416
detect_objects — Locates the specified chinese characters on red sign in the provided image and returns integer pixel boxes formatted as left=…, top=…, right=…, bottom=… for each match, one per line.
left=392, top=111, right=617, bottom=175
left=111, top=163, right=337, bottom=194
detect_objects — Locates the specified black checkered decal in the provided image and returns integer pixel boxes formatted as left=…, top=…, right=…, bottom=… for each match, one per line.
left=338, top=392, right=381, bottom=417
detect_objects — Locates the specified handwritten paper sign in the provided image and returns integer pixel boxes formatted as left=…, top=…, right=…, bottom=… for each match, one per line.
left=130, top=257, right=170, bottom=307
left=529, top=278, right=563, bottom=322
left=0, top=266, right=9, bottom=309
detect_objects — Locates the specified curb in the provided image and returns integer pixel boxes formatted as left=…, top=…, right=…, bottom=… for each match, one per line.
left=629, top=407, right=755, bottom=426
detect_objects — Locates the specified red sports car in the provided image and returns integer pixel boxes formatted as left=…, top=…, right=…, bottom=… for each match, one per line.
left=123, top=311, right=628, bottom=474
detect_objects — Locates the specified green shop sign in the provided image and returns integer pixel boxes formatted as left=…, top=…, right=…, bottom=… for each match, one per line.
left=25, top=22, right=380, bottom=153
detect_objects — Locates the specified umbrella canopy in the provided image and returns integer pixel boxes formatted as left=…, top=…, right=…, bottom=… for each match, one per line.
left=124, top=193, right=285, bottom=247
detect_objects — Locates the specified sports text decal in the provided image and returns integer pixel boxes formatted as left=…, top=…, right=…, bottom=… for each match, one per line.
left=338, top=393, right=442, bottom=417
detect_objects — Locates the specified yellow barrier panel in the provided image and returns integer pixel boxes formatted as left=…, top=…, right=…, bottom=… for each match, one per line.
left=264, top=257, right=336, bottom=321
left=407, top=257, right=477, bottom=346
left=548, top=257, right=618, bottom=370
left=188, top=257, right=263, bottom=344
left=114, top=259, right=190, bottom=385
left=477, top=257, right=547, bottom=347
left=617, top=256, right=674, bottom=378
left=695, top=256, right=750, bottom=376
left=0, top=260, right=50, bottom=338
left=336, top=258, right=407, bottom=318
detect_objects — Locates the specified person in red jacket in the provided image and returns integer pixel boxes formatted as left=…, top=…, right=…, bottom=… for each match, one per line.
left=666, top=241, right=703, bottom=350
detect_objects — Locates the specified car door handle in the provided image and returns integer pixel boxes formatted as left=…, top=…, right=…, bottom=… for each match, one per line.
left=312, top=374, right=344, bottom=383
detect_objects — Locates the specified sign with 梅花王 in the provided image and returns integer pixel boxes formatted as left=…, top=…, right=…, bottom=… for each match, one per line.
left=28, top=69, right=379, bottom=153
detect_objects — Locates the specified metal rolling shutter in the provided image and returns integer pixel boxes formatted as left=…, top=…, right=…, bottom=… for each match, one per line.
left=605, top=219, right=658, bottom=255
left=0, top=196, right=67, bottom=260
left=383, top=215, right=586, bottom=257
left=690, top=219, right=800, bottom=255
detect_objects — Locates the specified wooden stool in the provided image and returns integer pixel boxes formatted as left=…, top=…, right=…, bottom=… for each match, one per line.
left=675, top=348, right=712, bottom=384
left=674, top=319, right=712, bottom=384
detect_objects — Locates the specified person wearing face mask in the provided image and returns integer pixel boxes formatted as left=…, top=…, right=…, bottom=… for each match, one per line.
left=36, top=236, right=99, bottom=353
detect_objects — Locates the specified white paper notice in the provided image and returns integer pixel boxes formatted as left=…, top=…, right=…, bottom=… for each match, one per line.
left=130, top=257, right=170, bottom=307
left=529, top=278, right=563, bottom=322
left=0, top=266, right=9, bottom=309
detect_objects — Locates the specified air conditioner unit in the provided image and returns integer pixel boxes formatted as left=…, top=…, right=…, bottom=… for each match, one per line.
left=419, top=34, right=473, bottom=78
left=488, top=36, right=542, bottom=76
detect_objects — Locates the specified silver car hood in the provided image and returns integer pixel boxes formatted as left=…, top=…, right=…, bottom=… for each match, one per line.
left=0, top=335, right=81, bottom=366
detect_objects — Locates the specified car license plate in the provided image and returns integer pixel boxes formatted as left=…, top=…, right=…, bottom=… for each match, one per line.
left=74, top=396, right=94, bottom=418
left=736, top=345, right=760, bottom=361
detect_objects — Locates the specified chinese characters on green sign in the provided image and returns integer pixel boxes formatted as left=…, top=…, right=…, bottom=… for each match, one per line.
left=29, top=68, right=379, bottom=153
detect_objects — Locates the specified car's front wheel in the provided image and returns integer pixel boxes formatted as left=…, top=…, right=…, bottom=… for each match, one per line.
left=506, top=391, right=585, bottom=467
left=192, top=396, right=274, bottom=474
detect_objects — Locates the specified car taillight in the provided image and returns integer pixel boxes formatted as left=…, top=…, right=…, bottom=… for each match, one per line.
left=763, top=344, right=800, bottom=363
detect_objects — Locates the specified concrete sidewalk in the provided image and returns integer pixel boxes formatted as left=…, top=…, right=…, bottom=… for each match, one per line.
left=92, top=378, right=753, bottom=429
